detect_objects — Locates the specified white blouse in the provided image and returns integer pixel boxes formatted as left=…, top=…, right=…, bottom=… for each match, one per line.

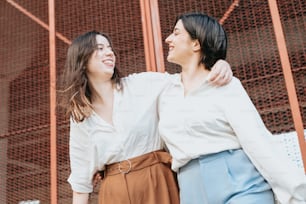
left=158, top=75, right=306, bottom=203
left=68, top=72, right=170, bottom=193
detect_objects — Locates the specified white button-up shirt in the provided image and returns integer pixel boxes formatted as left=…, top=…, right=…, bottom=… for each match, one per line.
left=158, top=74, right=306, bottom=203
left=68, top=72, right=170, bottom=193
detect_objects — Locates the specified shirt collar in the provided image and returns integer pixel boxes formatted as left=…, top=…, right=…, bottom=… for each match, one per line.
left=169, top=73, right=209, bottom=86
left=169, top=73, right=183, bottom=86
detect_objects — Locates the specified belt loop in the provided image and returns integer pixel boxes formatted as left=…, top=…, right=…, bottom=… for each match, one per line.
left=153, top=151, right=160, bottom=163
left=153, top=150, right=171, bottom=165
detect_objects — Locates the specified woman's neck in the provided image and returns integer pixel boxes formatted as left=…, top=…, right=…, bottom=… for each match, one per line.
left=180, top=63, right=210, bottom=95
left=90, top=80, right=114, bottom=105
left=89, top=80, right=115, bottom=125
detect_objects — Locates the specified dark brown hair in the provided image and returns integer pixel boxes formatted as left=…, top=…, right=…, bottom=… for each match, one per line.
left=175, top=12, right=227, bottom=70
left=58, top=31, right=121, bottom=122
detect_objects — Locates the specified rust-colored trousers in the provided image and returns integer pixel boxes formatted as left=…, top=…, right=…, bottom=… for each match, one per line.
left=98, top=150, right=179, bottom=204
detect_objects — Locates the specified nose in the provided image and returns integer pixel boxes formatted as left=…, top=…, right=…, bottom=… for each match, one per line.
left=105, top=47, right=114, bottom=56
left=165, top=34, right=172, bottom=44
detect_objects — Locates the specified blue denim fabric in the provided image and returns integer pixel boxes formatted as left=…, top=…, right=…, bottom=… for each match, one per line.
left=178, top=149, right=275, bottom=204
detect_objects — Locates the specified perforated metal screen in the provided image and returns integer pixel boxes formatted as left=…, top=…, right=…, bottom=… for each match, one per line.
left=0, top=0, right=305, bottom=203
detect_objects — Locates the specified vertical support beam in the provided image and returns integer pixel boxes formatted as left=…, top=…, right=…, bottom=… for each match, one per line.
left=268, top=0, right=306, bottom=172
left=140, top=0, right=157, bottom=71
left=148, top=0, right=165, bottom=72
left=48, top=0, right=58, bottom=203
left=140, top=0, right=165, bottom=72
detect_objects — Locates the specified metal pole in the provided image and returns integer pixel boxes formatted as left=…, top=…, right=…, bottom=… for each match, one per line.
left=48, top=0, right=58, bottom=202
left=149, top=0, right=165, bottom=72
left=140, top=0, right=157, bottom=71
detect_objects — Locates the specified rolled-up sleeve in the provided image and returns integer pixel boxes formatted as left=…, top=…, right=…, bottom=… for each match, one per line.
left=67, top=118, right=93, bottom=193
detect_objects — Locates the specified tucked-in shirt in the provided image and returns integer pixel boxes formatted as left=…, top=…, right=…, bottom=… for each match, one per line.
left=68, top=72, right=170, bottom=193
left=158, top=74, right=306, bottom=203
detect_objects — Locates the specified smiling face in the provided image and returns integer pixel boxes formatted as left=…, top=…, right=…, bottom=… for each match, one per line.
left=168, top=13, right=227, bottom=70
left=165, top=20, right=195, bottom=66
left=86, top=34, right=116, bottom=81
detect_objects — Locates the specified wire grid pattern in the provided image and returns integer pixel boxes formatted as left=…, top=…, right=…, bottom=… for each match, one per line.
left=1, top=0, right=51, bottom=203
left=0, top=0, right=305, bottom=203
left=277, top=0, right=306, bottom=133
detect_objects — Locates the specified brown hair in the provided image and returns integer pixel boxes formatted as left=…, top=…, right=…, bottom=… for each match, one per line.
left=58, top=31, right=121, bottom=122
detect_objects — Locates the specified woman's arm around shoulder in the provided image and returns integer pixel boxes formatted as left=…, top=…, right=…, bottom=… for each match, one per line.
left=123, top=71, right=171, bottom=94
left=208, top=59, right=233, bottom=86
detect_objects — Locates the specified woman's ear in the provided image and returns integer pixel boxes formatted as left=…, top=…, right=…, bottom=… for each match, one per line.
left=192, top=39, right=201, bottom=52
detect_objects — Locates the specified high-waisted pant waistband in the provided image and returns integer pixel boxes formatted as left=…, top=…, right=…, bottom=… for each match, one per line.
left=105, top=150, right=172, bottom=176
left=198, top=149, right=241, bottom=162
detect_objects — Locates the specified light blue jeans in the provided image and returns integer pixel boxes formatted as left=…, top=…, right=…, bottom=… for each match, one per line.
left=178, top=149, right=274, bottom=204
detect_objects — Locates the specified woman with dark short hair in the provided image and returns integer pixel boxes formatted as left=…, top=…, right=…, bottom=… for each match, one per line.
left=159, top=12, right=306, bottom=204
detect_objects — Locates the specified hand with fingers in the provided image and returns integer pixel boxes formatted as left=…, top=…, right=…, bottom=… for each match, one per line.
left=92, top=171, right=104, bottom=187
left=208, top=59, right=233, bottom=86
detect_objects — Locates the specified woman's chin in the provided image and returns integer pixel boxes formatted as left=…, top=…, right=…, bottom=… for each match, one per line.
left=167, top=56, right=174, bottom=63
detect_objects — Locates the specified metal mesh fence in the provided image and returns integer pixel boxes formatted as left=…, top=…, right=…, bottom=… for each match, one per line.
left=1, top=0, right=50, bottom=203
left=0, top=0, right=305, bottom=203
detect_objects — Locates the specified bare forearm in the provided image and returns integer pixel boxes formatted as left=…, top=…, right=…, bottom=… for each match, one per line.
left=73, top=191, right=89, bottom=204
